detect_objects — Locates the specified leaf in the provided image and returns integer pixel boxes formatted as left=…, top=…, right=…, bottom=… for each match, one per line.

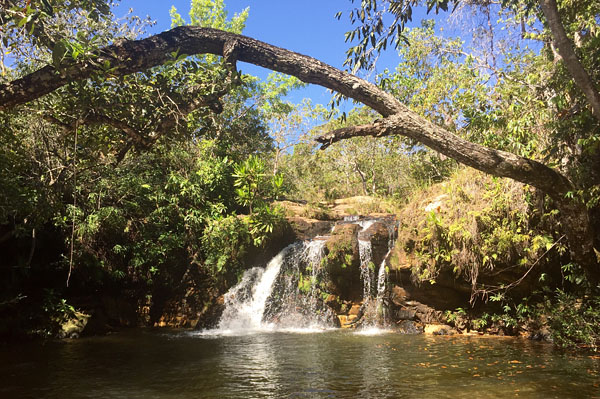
left=52, top=41, right=68, bottom=68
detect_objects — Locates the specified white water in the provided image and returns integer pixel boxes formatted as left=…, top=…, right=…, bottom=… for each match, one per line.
left=358, top=239, right=373, bottom=300
left=357, top=219, right=376, bottom=232
left=209, top=241, right=334, bottom=335
left=376, top=251, right=389, bottom=299
left=216, top=246, right=290, bottom=333
left=206, top=218, right=398, bottom=335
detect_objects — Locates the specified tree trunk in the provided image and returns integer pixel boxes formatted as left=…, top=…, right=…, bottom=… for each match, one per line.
left=0, top=26, right=597, bottom=277
left=353, top=163, right=369, bottom=196
left=539, top=0, right=600, bottom=121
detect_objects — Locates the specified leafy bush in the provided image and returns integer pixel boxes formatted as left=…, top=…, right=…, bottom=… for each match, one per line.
left=201, top=215, right=251, bottom=277
left=548, top=290, right=600, bottom=352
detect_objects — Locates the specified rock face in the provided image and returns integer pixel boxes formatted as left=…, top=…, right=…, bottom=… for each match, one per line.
left=323, top=223, right=362, bottom=301
left=287, top=217, right=333, bottom=241
left=84, top=295, right=139, bottom=335
left=388, top=243, right=471, bottom=311
left=360, top=221, right=393, bottom=267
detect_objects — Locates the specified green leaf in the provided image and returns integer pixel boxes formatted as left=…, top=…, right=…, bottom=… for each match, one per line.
left=52, top=41, right=68, bottom=68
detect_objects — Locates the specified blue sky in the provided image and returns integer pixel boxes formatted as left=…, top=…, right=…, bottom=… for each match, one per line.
left=114, top=1, right=440, bottom=108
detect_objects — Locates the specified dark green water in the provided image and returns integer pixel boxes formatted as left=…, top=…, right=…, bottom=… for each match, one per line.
left=1, top=329, right=599, bottom=398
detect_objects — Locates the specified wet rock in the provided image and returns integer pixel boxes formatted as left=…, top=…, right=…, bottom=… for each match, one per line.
left=323, top=224, right=361, bottom=300
left=325, top=294, right=341, bottom=313
left=525, top=316, right=552, bottom=342
left=58, top=311, right=90, bottom=339
left=397, top=320, right=423, bottom=334
left=348, top=303, right=362, bottom=316
left=529, top=326, right=552, bottom=342
left=395, top=308, right=417, bottom=321
left=337, top=314, right=357, bottom=328
left=413, top=303, right=445, bottom=324
left=361, top=221, right=392, bottom=267
left=84, top=296, right=138, bottom=335
left=424, top=324, right=456, bottom=335
left=195, top=295, right=226, bottom=330
left=390, top=285, right=408, bottom=306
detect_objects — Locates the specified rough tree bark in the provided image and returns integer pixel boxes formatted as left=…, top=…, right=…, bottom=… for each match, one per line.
left=0, top=26, right=597, bottom=279
left=539, top=0, right=600, bottom=122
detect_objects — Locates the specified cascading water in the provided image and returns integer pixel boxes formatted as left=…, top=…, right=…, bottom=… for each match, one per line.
left=358, top=239, right=373, bottom=299
left=212, top=240, right=335, bottom=334
left=354, top=218, right=398, bottom=330
left=208, top=217, right=399, bottom=335
left=216, top=246, right=291, bottom=332
left=263, top=239, right=335, bottom=329
left=374, top=249, right=391, bottom=324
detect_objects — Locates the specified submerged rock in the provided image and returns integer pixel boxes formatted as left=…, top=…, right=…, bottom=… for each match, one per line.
left=397, top=320, right=423, bottom=334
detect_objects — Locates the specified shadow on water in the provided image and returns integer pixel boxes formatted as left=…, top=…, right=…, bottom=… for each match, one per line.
left=1, top=329, right=600, bottom=398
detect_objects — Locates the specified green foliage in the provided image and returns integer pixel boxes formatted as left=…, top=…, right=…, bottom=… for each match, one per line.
left=201, top=215, right=251, bottom=276
left=548, top=290, right=600, bottom=352
left=392, top=169, right=568, bottom=300
left=244, top=205, right=285, bottom=247
left=42, top=289, right=76, bottom=324
left=233, top=155, right=269, bottom=213
left=298, top=275, right=313, bottom=294
left=170, top=0, right=248, bottom=33
left=338, top=0, right=453, bottom=72
left=232, top=155, right=286, bottom=245
left=280, top=105, right=454, bottom=202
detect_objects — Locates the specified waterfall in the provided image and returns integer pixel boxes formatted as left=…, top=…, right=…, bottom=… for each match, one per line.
left=216, top=246, right=291, bottom=332
left=212, top=241, right=334, bottom=334
left=358, top=239, right=373, bottom=300
left=374, top=250, right=391, bottom=323
left=206, top=217, right=399, bottom=335
left=355, top=219, right=397, bottom=330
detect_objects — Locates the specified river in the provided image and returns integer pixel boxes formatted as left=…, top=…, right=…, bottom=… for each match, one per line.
left=1, top=329, right=599, bottom=398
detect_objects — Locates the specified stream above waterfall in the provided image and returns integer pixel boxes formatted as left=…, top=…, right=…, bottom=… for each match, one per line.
left=2, top=328, right=599, bottom=398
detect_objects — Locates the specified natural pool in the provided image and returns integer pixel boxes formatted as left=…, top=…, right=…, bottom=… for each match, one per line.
left=1, top=329, right=599, bottom=398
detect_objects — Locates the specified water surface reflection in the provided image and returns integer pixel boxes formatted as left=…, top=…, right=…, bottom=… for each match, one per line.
left=1, top=329, right=599, bottom=398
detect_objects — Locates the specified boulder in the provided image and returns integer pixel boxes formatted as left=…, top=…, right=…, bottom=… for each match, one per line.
left=58, top=311, right=91, bottom=339
left=287, top=217, right=333, bottom=241
left=424, top=324, right=456, bottom=335
left=324, top=294, right=341, bottom=313
left=395, top=308, right=417, bottom=321
left=397, top=320, right=423, bottom=334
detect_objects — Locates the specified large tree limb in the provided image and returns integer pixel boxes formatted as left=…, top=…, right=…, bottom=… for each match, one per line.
left=539, top=0, right=600, bottom=121
left=0, top=27, right=402, bottom=115
left=317, top=115, right=574, bottom=198
left=0, top=26, right=596, bottom=276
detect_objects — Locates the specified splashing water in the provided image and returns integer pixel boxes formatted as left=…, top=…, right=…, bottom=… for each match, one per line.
left=210, top=241, right=335, bottom=335
left=216, top=246, right=292, bottom=333
left=206, top=217, right=398, bottom=335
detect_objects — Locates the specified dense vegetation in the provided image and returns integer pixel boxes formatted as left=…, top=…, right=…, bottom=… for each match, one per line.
left=1, top=0, right=599, bottom=350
